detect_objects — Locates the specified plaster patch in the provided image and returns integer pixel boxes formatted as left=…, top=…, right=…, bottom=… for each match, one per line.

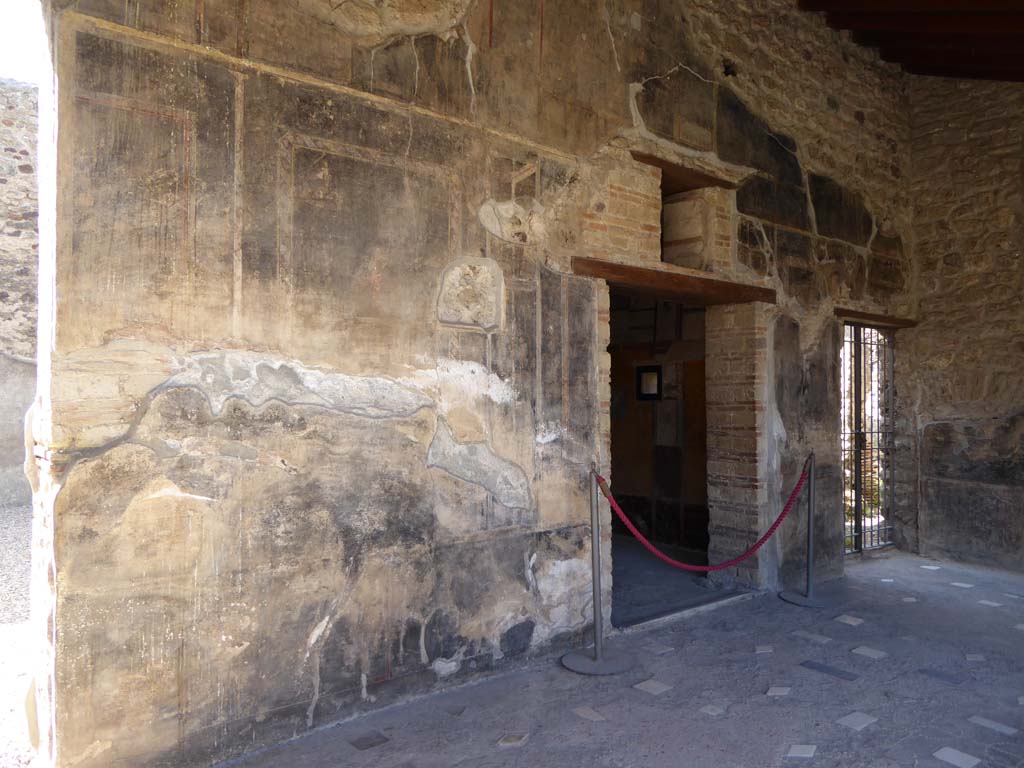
left=478, top=198, right=546, bottom=245
left=535, top=423, right=565, bottom=445
left=405, top=358, right=516, bottom=411
left=143, top=486, right=214, bottom=503
left=170, top=351, right=433, bottom=419
left=289, top=0, right=473, bottom=44
left=535, top=557, right=591, bottom=633
left=305, top=615, right=331, bottom=660
left=427, top=420, right=532, bottom=509
left=431, top=656, right=461, bottom=678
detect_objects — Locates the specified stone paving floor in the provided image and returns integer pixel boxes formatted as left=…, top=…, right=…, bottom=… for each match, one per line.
left=611, top=534, right=731, bottom=627
left=226, top=551, right=1024, bottom=768
left=0, top=503, right=33, bottom=767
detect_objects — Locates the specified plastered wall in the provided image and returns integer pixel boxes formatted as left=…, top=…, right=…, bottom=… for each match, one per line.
left=29, top=2, right=919, bottom=766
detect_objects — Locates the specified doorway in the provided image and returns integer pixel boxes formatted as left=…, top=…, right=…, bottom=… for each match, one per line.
left=841, top=323, right=895, bottom=553
left=608, top=289, right=720, bottom=627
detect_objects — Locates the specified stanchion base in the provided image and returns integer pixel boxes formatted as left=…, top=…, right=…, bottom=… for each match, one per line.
left=779, top=590, right=827, bottom=609
left=561, top=648, right=635, bottom=676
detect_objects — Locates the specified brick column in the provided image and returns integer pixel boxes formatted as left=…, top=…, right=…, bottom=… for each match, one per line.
left=705, top=302, right=773, bottom=589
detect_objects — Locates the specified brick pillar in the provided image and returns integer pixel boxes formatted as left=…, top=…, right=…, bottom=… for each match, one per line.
left=705, top=302, right=774, bottom=589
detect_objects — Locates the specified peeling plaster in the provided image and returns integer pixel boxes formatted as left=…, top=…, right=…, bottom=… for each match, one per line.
left=171, top=352, right=433, bottom=419
left=431, top=655, right=462, bottom=678
left=290, top=0, right=474, bottom=45
left=535, top=557, right=591, bottom=635
left=406, top=358, right=516, bottom=412
left=478, top=198, right=546, bottom=245
left=427, top=420, right=532, bottom=509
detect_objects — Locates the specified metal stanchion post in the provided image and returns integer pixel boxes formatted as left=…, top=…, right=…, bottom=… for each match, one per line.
left=780, top=453, right=827, bottom=608
left=561, top=465, right=635, bottom=675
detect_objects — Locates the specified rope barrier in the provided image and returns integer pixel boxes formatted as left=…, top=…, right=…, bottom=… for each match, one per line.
left=596, top=456, right=810, bottom=573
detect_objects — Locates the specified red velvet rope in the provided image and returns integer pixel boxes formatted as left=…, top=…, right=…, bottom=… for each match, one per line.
left=596, top=459, right=810, bottom=573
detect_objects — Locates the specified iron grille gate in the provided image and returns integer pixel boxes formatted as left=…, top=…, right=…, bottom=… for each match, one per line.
left=842, top=324, right=895, bottom=554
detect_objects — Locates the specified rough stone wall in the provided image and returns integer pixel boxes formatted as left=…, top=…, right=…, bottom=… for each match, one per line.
left=898, top=78, right=1024, bottom=570
left=0, top=79, right=37, bottom=507
left=31, top=2, right=918, bottom=767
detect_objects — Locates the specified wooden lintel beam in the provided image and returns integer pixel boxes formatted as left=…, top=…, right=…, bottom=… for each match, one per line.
left=835, top=307, right=918, bottom=329
left=802, top=0, right=1023, bottom=11
left=882, top=48, right=1024, bottom=71
left=904, top=64, right=1024, bottom=82
left=826, top=12, right=1024, bottom=34
left=854, top=31, right=1024, bottom=54
left=572, top=257, right=777, bottom=306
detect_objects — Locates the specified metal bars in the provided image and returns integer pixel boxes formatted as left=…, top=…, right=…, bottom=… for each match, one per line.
left=841, top=324, right=895, bottom=554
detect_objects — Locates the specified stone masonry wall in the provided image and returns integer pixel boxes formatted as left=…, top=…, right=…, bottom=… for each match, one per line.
left=899, top=78, right=1024, bottom=570
left=30, top=2, right=917, bottom=766
left=0, top=78, right=37, bottom=507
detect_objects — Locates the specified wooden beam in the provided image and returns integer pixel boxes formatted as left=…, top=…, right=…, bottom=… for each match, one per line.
left=835, top=307, right=918, bottom=329
left=802, top=0, right=1024, bottom=11
left=826, top=12, right=1024, bottom=33
left=572, top=257, right=777, bottom=306
left=854, top=31, right=1024, bottom=54
left=904, top=64, right=1024, bottom=82
left=629, top=152, right=735, bottom=194
left=882, top=48, right=1024, bottom=71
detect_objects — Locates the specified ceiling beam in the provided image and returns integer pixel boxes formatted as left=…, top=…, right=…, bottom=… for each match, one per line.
left=802, top=0, right=1024, bottom=11
left=881, top=49, right=1024, bottom=71
left=853, top=31, right=1024, bottom=53
left=904, top=64, right=1024, bottom=82
left=826, top=12, right=1024, bottom=33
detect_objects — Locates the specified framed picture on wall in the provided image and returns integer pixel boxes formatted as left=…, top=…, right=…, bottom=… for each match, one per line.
left=636, top=365, right=662, bottom=401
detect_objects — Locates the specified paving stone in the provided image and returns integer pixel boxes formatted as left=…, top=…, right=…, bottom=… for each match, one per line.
left=933, top=747, right=981, bottom=768
left=835, top=614, right=864, bottom=626
left=852, top=646, right=888, bottom=660
left=965, top=654, right=985, bottom=662
left=348, top=730, right=390, bottom=750
left=978, top=600, right=1002, bottom=607
left=767, top=686, right=791, bottom=697
left=950, top=582, right=974, bottom=589
left=634, top=679, right=672, bottom=696
left=800, top=660, right=859, bottom=681
left=836, top=712, right=878, bottom=731
left=792, top=630, right=831, bottom=644
left=700, top=705, right=726, bottom=716
left=756, top=645, right=774, bottom=655
left=920, top=565, right=942, bottom=570
left=902, top=597, right=918, bottom=603
left=787, top=745, right=817, bottom=758
left=497, top=733, right=528, bottom=748
left=573, top=706, right=607, bottom=722
left=967, top=715, right=1018, bottom=735
left=918, top=668, right=967, bottom=685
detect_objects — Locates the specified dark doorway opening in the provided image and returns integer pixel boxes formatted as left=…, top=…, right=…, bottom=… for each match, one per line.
left=608, top=289, right=719, bottom=627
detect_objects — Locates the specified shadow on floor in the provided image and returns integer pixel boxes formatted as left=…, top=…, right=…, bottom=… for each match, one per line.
left=611, top=534, right=733, bottom=627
